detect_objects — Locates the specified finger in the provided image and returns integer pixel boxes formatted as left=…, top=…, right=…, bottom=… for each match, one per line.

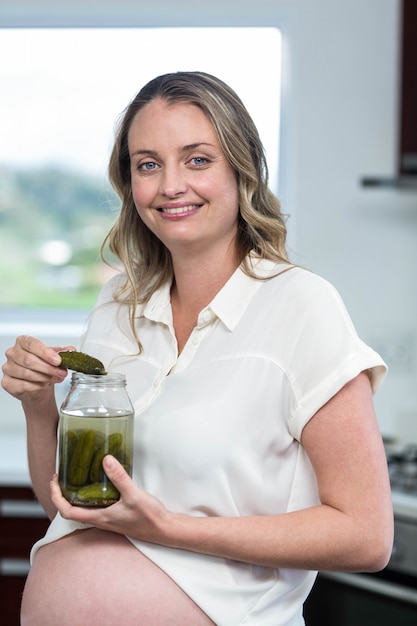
left=3, top=336, right=71, bottom=387
left=17, top=335, right=63, bottom=367
left=50, top=474, right=94, bottom=523
left=52, top=345, right=77, bottom=365
left=2, top=359, right=66, bottom=395
left=4, top=337, right=60, bottom=375
left=1, top=366, right=66, bottom=401
left=102, top=455, right=133, bottom=496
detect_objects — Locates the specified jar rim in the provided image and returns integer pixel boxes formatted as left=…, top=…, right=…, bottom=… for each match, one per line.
left=71, top=372, right=126, bottom=385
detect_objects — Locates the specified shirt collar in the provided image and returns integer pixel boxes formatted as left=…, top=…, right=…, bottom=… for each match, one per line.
left=137, top=258, right=293, bottom=331
left=140, top=281, right=173, bottom=325
left=209, top=258, right=292, bottom=331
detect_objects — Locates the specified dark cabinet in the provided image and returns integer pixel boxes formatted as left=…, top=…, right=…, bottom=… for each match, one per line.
left=303, top=570, right=417, bottom=626
left=0, top=486, right=49, bottom=626
left=361, top=0, right=417, bottom=188
left=398, top=0, right=417, bottom=176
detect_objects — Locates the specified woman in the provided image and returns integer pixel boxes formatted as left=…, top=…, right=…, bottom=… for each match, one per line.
left=2, top=72, right=393, bottom=626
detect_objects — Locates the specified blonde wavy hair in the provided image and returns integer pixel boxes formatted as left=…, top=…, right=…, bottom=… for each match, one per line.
left=103, top=71, right=290, bottom=350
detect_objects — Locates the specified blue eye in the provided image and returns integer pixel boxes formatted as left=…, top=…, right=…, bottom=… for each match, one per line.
left=140, top=161, right=157, bottom=170
left=191, top=157, right=207, bottom=166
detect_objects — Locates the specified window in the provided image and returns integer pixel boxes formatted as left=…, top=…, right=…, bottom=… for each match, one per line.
left=0, top=27, right=282, bottom=310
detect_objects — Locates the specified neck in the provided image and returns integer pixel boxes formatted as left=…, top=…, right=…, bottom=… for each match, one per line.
left=168, top=246, right=243, bottom=355
left=170, top=247, right=241, bottom=312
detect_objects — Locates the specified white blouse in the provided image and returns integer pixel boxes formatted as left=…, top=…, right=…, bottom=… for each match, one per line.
left=31, top=259, right=387, bottom=625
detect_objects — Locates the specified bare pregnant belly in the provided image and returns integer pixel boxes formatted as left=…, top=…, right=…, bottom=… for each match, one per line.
left=21, top=528, right=215, bottom=626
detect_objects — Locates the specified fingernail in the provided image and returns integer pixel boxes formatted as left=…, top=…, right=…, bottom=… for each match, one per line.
left=104, top=455, right=115, bottom=469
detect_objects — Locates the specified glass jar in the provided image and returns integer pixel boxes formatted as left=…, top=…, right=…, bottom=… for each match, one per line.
left=58, top=372, right=134, bottom=507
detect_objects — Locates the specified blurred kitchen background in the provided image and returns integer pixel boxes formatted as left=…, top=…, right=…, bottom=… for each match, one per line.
left=1, top=0, right=415, bottom=444
left=1, top=2, right=417, bottom=624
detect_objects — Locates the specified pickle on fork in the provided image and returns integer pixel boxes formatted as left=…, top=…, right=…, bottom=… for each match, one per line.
left=58, top=351, right=106, bottom=375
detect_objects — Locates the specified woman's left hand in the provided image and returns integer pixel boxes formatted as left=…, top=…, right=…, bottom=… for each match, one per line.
left=51, top=374, right=394, bottom=572
left=50, top=455, right=173, bottom=543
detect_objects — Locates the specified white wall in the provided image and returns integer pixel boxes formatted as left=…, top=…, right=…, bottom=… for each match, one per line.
left=1, top=0, right=416, bottom=442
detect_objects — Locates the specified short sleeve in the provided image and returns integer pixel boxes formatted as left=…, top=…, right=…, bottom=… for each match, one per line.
left=285, top=272, right=387, bottom=440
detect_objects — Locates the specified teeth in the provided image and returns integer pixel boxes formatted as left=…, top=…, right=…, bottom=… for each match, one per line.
left=161, top=205, right=197, bottom=214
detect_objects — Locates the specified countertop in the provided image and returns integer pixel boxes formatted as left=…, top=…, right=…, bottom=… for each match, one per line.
left=1, top=431, right=417, bottom=523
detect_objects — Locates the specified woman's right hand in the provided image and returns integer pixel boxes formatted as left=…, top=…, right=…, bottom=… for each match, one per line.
left=2, top=335, right=75, bottom=518
left=1, top=335, right=73, bottom=403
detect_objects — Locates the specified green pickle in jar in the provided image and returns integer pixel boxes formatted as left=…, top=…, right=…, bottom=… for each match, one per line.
left=58, top=372, right=134, bottom=507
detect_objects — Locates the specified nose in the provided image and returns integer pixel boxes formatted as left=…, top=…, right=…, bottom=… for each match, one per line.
left=159, top=163, right=187, bottom=198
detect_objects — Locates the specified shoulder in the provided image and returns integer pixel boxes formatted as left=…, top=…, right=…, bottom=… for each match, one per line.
left=95, top=271, right=127, bottom=306
left=262, top=264, right=347, bottom=311
left=252, top=265, right=362, bottom=350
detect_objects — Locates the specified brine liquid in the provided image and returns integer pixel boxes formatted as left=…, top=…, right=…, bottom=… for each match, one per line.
left=58, top=409, right=134, bottom=507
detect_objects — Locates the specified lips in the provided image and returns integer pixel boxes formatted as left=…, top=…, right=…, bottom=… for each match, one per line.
left=158, top=204, right=202, bottom=215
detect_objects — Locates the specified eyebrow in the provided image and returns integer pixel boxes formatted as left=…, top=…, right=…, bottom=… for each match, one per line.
left=180, top=142, right=217, bottom=152
left=130, top=142, right=217, bottom=158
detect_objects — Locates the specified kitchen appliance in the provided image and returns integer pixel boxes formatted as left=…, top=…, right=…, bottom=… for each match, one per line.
left=303, top=444, right=417, bottom=626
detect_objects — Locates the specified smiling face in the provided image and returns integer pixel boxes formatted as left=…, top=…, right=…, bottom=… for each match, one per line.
left=127, top=98, right=240, bottom=261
